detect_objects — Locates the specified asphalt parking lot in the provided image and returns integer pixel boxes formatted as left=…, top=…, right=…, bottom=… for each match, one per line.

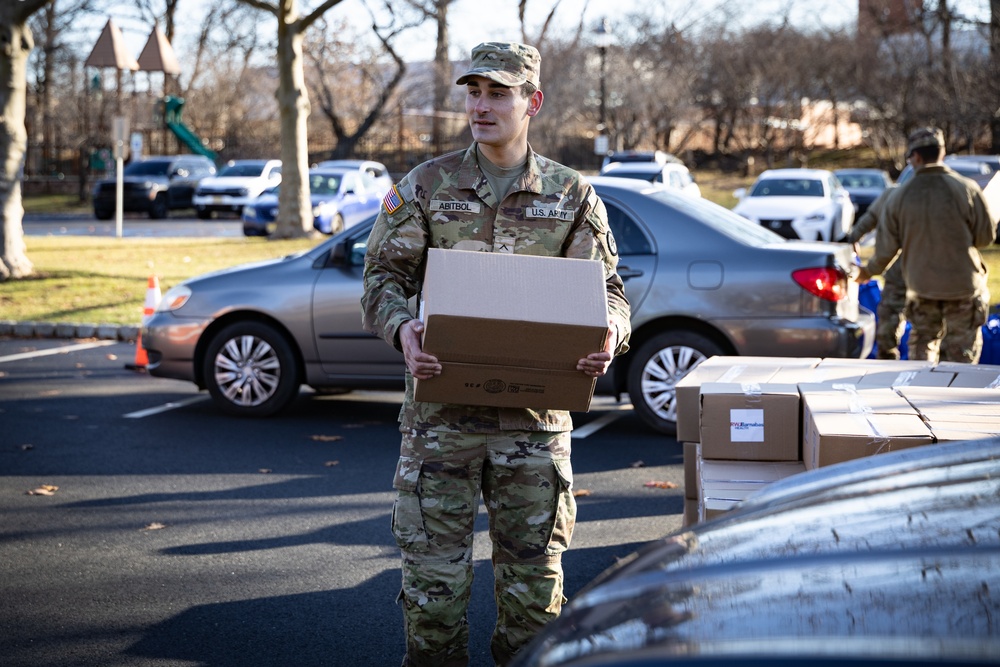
left=0, top=337, right=683, bottom=667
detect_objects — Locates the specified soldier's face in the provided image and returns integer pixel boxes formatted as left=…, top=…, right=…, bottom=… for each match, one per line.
left=465, top=77, right=542, bottom=151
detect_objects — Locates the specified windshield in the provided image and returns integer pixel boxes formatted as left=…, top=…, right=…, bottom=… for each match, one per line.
left=218, top=162, right=268, bottom=177
left=749, top=178, right=825, bottom=197
left=836, top=173, right=887, bottom=189
left=310, top=174, right=342, bottom=195
left=124, top=161, right=171, bottom=176
left=645, top=188, right=785, bottom=245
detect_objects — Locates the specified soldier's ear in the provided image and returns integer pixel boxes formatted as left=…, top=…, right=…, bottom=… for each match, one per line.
left=526, top=89, right=543, bottom=117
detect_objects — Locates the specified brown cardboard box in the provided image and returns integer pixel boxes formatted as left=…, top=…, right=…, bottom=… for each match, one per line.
left=698, top=459, right=806, bottom=521
left=856, top=369, right=954, bottom=388
left=801, top=387, right=916, bottom=415
left=947, top=369, right=1000, bottom=389
left=675, top=357, right=819, bottom=443
left=699, top=459, right=806, bottom=483
left=803, top=410, right=933, bottom=469
left=699, top=382, right=801, bottom=461
left=683, top=442, right=700, bottom=500
left=897, top=386, right=1000, bottom=417
left=415, top=248, right=608, bottom=410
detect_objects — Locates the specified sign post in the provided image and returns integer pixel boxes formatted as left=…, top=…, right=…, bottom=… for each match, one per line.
left=113, top=116, right=129, bottom=238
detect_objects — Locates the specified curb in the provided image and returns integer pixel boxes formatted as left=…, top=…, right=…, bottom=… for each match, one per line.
left=0, top=320, right=138, bottom=342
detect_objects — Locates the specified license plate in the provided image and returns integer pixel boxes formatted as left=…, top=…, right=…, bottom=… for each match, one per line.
left=212, top=196, right=226, bottom=204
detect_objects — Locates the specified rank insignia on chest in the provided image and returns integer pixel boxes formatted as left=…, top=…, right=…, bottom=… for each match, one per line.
left=525, top=206, right=575, bottom=221
left=382, top=186, right=403, bottom=214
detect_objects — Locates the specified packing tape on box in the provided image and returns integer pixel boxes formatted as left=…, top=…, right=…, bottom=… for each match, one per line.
left=718, top=365, right=749, bottom=382
left=891, top=371, right=918, bottom=387
left=989, top=375, right=1000, bottom=389
left=740, top=382, right=762, bottom=404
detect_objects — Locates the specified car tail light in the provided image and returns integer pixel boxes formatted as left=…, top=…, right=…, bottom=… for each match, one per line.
left=792, top=267, right=847, bottom=302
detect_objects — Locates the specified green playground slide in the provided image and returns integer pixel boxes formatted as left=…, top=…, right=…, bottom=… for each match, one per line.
left=162, top=96, right=216, bottom=161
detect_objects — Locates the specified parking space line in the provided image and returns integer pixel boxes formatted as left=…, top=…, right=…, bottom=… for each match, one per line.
left=572, top=403, right=633, bottom=439
left=123, top=395, right=208, bottom=418
left=0, top=340, right=119, bottom=364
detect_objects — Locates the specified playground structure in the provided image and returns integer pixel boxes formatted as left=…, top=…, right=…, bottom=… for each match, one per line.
left=83, top=19, right=215, bottom=167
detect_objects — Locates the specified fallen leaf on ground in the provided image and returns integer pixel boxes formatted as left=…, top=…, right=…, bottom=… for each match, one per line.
left=573, top=488, right=592, bottom=497
left=324, top=460, right=340, bottom=467
left=630, top=460, right=645, bottom=468
left=311, top=434, right=343, bottom=442
left=106, top=354, right=118, bottom=361
left=142, top=522, right=167, bottom=531
left=258, top=468, right=272, bottom=474
left=25, top=484, right=59, bottom=496
left=643, top=480, right=678, bottom=489
left=20, top=444, right=34, bottom=451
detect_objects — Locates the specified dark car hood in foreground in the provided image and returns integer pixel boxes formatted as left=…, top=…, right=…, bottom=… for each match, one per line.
left=513, top=439, right=1000, bottom=666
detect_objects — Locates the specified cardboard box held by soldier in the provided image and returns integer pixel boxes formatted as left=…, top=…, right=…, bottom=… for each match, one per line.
left=415, top=248, right=609, bottom=411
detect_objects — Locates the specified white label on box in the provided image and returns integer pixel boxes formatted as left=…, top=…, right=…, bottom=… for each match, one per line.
left=730, top=409, right=764, bottom=442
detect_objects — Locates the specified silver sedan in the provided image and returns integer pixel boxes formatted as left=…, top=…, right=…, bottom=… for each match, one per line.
left=142, top=177, right=874, bottom=433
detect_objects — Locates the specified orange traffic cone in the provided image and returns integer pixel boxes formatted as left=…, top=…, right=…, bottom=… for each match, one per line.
left=126, top=275, right=161, bottom=370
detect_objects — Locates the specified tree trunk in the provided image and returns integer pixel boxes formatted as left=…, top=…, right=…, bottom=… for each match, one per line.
left=273, top=0, right=313, bottom=239
left=1, top=10, right=42, bottom=281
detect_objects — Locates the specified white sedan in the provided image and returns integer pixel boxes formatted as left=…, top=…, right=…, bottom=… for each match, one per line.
left=733, top=168, right=854, bottom=242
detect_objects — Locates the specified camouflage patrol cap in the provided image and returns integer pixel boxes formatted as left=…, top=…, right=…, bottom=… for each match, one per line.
left=455, top=42, right=541, bottom=89
left=906, top=127, right=945, bottom=157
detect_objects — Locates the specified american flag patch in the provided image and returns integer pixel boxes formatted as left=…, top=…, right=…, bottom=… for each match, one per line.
left=382, top=185, right=403, bottom=214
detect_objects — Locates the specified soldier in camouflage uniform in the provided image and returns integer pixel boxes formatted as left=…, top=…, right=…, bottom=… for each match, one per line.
left=847, top=187, right=908, bottom=359
left=858, top=127, right=997, bottom=362
left=361, top=42, right=631, bottom=667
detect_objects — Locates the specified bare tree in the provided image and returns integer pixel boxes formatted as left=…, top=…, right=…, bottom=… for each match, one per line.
left=401, top=0, right=455, bottom=155
left=1, top=0, right=53, bottom=282
left=305, top=8, right=410, bottom=160
left=235, top=0, right=348, bottom=239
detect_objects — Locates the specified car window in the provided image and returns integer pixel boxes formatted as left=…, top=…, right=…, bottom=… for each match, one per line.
left=750, top=178, right=824, bottom=197
left=647, top=189, right=786, bottom=245
left=603, top=202, right=653, bottom=256
left=310, top=174, right=341, bottom=195
left=124, top=160, right=172, bottom=176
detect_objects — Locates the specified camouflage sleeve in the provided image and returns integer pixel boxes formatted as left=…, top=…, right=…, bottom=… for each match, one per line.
left=361, top=178, right=429, bottom=351
left=564, top=186, right=631, bottom=356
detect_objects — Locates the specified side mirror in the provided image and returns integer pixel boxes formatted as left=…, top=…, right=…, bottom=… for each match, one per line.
left=733, top=188, right=747, bottom=199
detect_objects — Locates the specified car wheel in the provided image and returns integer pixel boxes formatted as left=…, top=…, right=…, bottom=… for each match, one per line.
left=202, top=321, right=300, bottom=417
left=94, top=206, right=113, bottom=220
left=626, top=330, right=725, bottom=435
left=196, top=208, right=213, bottom=220
left=149, top=194, right=169, bottom=220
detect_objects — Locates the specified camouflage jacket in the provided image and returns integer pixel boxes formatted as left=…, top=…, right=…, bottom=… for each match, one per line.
left=361, top=143, right=631, bottom=434
left=866, top=164, right=997, bottom=300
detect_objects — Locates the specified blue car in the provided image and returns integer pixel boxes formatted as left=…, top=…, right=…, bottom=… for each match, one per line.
left=241, top=167, right=389, bottom=236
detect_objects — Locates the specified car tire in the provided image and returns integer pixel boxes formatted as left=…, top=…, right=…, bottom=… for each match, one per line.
left=149, top=194, right=169, bottom=220
left=196, top=208, right=213, bottom=220
left=94, top=206, right=113, bottom=220
left=202, top=321, right=300, bottom=417
left=626, top=330, right=726, bottom=435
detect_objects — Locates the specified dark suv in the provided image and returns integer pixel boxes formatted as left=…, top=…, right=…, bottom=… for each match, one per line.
left=92, top=155, right=216, bottom=220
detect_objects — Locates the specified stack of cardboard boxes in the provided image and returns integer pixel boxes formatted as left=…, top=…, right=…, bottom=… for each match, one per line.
left=679, top=356, right=1000, bottom=526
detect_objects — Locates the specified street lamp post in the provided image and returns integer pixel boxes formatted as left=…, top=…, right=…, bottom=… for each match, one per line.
left=594, top=18, right=614, bottom=157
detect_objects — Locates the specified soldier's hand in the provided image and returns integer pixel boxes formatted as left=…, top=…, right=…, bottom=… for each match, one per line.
left=577, top=328, right=614, bottom=378
left=399, top=319, right=441, bottom=380
left=855, top=266, right=872, bottom=284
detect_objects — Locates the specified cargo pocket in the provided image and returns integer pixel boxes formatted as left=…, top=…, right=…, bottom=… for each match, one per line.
left=544, top=458, right=577, bottom=556
left=391, top=456, right=429, bottom=553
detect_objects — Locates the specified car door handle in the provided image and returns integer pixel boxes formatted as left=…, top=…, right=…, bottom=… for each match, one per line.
left=618, top=265, right=643, bottom=280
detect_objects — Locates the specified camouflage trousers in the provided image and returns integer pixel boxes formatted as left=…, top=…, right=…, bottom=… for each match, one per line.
left=392, top=428, right=575, bottom=667
left=904, top=292, right=989, bottom=363
left=875, top=271, right=907, bottom=360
